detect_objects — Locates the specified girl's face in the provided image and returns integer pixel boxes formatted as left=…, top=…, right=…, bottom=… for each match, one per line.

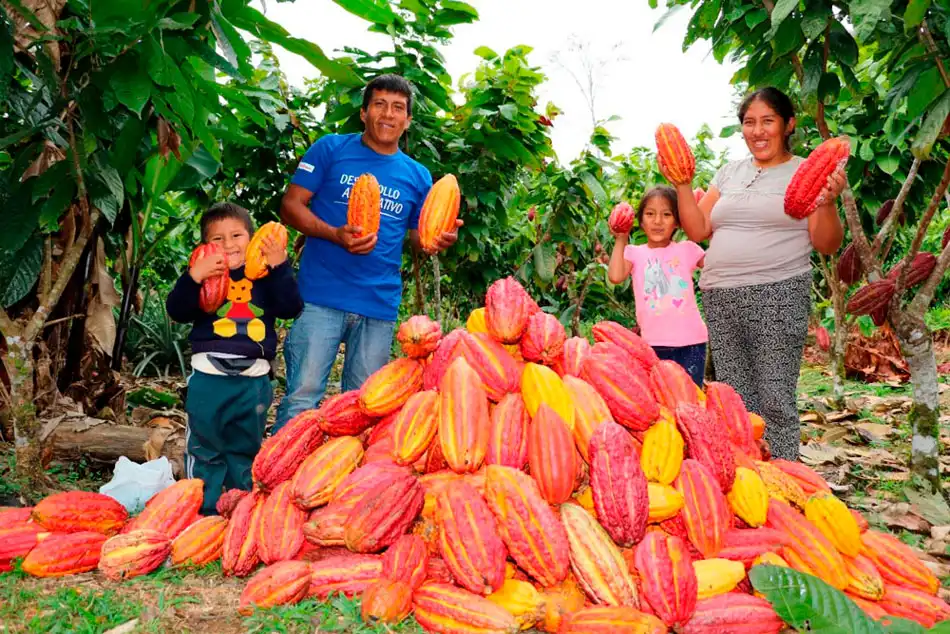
left=742, top=98, right=793, bottom=164
left=641, top=197, right=677, bottom=246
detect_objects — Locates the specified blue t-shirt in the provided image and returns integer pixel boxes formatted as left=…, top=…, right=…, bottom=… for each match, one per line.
left=291, top=133, right=432, bottom=321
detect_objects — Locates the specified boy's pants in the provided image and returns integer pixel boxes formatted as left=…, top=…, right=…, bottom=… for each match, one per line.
left=274, top=303, right=395, bottom=434
left=185, top=370, right=272, bottom=515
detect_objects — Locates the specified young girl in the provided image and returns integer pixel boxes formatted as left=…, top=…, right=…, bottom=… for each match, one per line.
left=607, top=186, right=708, bottom=385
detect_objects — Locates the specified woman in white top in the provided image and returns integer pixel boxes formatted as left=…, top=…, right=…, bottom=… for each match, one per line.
left=664, top=87, right=846, bottom=461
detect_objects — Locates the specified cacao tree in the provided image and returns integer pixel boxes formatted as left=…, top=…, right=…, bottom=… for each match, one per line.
left=0, top=0, right=362, bottom=489
left=650, top=0, right=950, bottom=490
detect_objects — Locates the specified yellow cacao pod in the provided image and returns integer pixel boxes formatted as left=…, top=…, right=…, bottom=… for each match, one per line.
left=640, top=417, right=684, bottom=485
left=647, top=482, right=684, bottom=522
left=727, top=467, right=769, bottom=528
left=756, top=460, right=807, bottom=508
left=487, top=579, right=546, bottom=630
left=521, top=363, right=575, bottom=431
left=805, top=492, right=862, bottom=558
left=466, top=307, right=488, bottom=334
left=693, top=558, right=746, bottom=600
left=752, top=552, right=789, bottom=568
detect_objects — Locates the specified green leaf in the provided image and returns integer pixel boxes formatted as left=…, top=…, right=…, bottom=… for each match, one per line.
left=877, top=154, right=901, bottom=175
left=92, top=189, right=119, bottom=225
left=110, top=116, right=146, bottom=173
left=828, top=28, right=859, bottom=66
left=767, top=0, right=798, bottom=38
left=157, top=12, right=200, bottom=30
left=849, top=0, right=892, bottom=42
left=859, top=140, right=875, bottom=162
left=0, top=233, right=42, bottom=308
left=40, top=181, right=76, bottom=229
left=497, top=103, right=517, bottom=121
left=109, top=55, right=152, bottom=117
left=907, top=68, right=944, bottom=122
left=532, top=243, right=556, bottom=283
left=473, top=45, right=497, bottom=60
left=94, top=155, right=124, bottom=210
left=745, top=9, right=768, bottom=28
left=881, top=617, right=926, bottom=633
left=903, top=0, right=931, bottom=29
left=818, top=72, right=841, bottom=102
left=166, top=145, right=221, bottom=192
left=749, top=565, right=886, bottom=633
left=911, top=89, right=950, bottom=160
left=578, top=171, right=607, bottom=206
left=210, top=9, right=252, bottom=78
left=0, top=188, right=41, bottom=254
left=332, top=0, right=396, bottom=24
left=801, top=14, right=828, bottom=39
left=928, top=621, right=950, bottom=633
left=441, top=0, right=478, bottom=17
left=773, top=17, right=805, bottom=55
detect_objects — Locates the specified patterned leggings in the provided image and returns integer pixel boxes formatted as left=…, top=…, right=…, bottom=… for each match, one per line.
left=702, top=271, right=810, bottom=461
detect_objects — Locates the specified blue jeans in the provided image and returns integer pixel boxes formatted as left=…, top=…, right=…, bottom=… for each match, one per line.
left=274, top=303, right=395, bottom=433
left=652, top=342, right=707, bottom=387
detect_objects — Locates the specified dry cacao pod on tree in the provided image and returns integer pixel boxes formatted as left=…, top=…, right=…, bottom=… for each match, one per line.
left=347, top=172, right=381, bottom=237
left=846, top=279, right=896, bottom=316
left=875, top=199, right=900, bottom=226
left=244, top=221, right=289, bottom=280
left=189, top=243, right=230, bottom=313
left=418, top=173, right=461, bottom=253
left=784, top=136, right=850, bottom=219
left=886, top=251, right=937, bottom=289
left=608, top=202, right=635, bottom=234
left=655, top=123, right=696, bottom=185
left=837, top=242, right=863, bottom=286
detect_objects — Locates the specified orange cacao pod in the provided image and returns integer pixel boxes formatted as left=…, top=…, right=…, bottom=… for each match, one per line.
left=608, top=202, right=636, bottom=234
left=589, top=421, right=648, bottom=547
left=344, top=474, right=424, bottom=553
left=804, top=491, right=861, bottom=558
left=527, top=404, right=578, bottom=505
left=846, top=279, right=896, bottom=316
left=413, top=582, right=520, bottom=634
left=391, top=390, right=440, bottom=465
left=238, top=560, right=310, bottom=615
left=170, top=515, right=227, bottom=567
left=486, top=393, right=529, bottom=469
left=581, top=344, right=658, bottom=430
left=291, top=435, right=363, bottom=509
left=561, top=503, right=639, bottom=607
left=650, top=360, right=699, bottom=409
left=540, top=576, right=587, bottom=632
left=837, top=242, right=863, bottom=286
left=257, top=481, right=306, bottom=564
left=485, top=276, right=535, bottom=344
left=122, top=478, right=202, bottom=539
left=0, top=523, right=44, bottom=571
left=676, top=459, right=732, bottom=558
left=717, top=528, right=791, bottom=567
left=318, top=390, right=375, bottom=436
left=676, top=403, right=736, bottom=492
left=770, top=459, right=831, bottom=495
left=766, top=498, right=848, bottom=589
left=347, top=172, right=380, bottom=237
left=189, top=243, right=229, bottom=313
left=560, top=336, right=591, bottom=378
left=21, top=531, right=107, bottom=577
left=785, top=136, right=850, bottom=219
left=655, top=123, right=696, bottom=185
left=461, top=331, right=522, bottom=402
left=436, top=481, right=507, bottom=595
left=98, top=529, right=170, bottom=580
left=487, top=578, right=546, bottom=630
left=634, top=532, right=698, bottom=628
left=878, top=583, right=950, bottom=627
left=418, top=173, right=461, bottom=253
left=361, top=578, right=414, bottom=623
left=397, top=314, right=442, bottom=359
left=308, top=553, right=382, bottom=598
left=704, top=382, right=757, bottom=459
left=591, top=321, right=659, bottom=369
left=847, top=593, right=890, bottom=620
left=439, top=356, right=491, bottom=474
left=680, top=592, right=784, bottom=633
left=483, top=465, right=570, bottom=587
left=32, top=491, right=128, bottom=535
left=358, top=357, right=423, bottom=417
left=559, top=606, right=666, bottom=633
left=860, top=530, right=939, bottom=595
left=330, top=462, right=411, bottom=509
left=521, top=312, right=566, bottom=365
left=244, top=221, right=289, bottom=280
left=252, top=409, right=324, bottom=491
left=302, top=504, right=348, bottom=547
left=381, top=533, right=429, bottom=589
left=843, top=553, right=884, bottom=600
left=222, top=491, right=264, bottom=577
left=562, top=375, right=613, bottom=462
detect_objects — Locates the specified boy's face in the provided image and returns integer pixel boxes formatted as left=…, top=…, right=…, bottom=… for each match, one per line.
left=206, top=218, right=250, bottom=269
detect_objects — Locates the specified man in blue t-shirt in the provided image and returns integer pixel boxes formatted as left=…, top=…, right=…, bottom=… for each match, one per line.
left=273, top=74, right=461, bottom=432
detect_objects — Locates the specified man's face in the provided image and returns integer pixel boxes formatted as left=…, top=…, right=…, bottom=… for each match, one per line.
left=360, top=89, right=410, bottom=148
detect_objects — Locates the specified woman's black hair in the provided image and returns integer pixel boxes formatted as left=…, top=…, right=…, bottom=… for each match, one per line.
left=637, top=186, right=679, bottom=227
left=738, top=87, right=795, bottom=150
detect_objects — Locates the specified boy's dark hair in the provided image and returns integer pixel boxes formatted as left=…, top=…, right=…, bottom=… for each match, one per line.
left=637, top=186, right=679, bottom=226
left=738, top=87, right=795, bottom=150
left=200, top=202, right=253, bottom=242
left=361, top=74, right=413, bottom=115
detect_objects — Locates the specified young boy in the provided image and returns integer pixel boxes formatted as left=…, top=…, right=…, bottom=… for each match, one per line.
left=166, top=202, right=303, bottom=515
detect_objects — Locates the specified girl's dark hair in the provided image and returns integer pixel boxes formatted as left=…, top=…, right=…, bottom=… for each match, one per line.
left=738, top=87, right=796, bottom=150
left=200, top=202, right=253, bottom=242
left=637, top=186, right=679, bottom=226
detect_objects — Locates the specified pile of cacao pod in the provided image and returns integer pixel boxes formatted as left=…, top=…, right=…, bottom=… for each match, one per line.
left=2, top=275, right=948, bottom=632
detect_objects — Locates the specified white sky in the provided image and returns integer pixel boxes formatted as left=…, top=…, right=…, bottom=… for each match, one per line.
left=251, top=0, right=751, bottom=163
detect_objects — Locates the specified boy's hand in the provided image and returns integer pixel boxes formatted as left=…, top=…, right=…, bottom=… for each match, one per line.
left=189, top=252, right=227, bottom=284
left=260, top=235, right=288, bottom=268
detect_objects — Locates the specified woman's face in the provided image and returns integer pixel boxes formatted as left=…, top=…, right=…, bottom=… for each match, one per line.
left=741, top=99, right=793, bottom=164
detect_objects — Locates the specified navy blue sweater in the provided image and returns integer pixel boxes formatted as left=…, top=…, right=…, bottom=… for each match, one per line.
left=166, top=261, right=303, bottom=360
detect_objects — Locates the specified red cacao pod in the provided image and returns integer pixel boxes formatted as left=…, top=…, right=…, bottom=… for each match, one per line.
left=308, top=553, right=383, bottom=598
left=0, top=507, right=32, bottom=529
left=319, top=390, right=374, bottom=436
left=0, top=524, right=44, bottom=571
left=860, top=529, right=939, bottom=595
left=32, top=491, right=128, bottom=535
left=560, top=336, right=591, bottom=378
left=486, top=392, right=529, bottom=469
left=650, top=360, right=699, bottom=409
left=879, top=584, right=950, bottom=627
left=98, top=529, right=171, bottom=580
left=485, top=276, right=535, bottom=343
left=527, top=404, right=578, bottom=505
left=886, top=251, right=937, bottom=288
left=816, top=326, right=831, bottom=352
left=252, top=409, right=324, bottom=491
left=717, top=528, right=791, bottom=567
left=343, top=474, right=424, bottom=553
left=784, top=136, right=850, bottom=219
left=291, top=435, right=363, bottom=509
left=391, top=390, right=440, bottom=466
left=675, top=459, right=732, bottom=558
left=561, top=503, right=640, bottom=607
left=876, top=199, right=900, bottom=226
left=381, top=534, right=429, bottom=590
left=188, top=243, right=229, bottom=313
left=589, top=421, right=649, bottom=547
left=634, top=532, right=698, bottom=628
left=222, top=491, right=265, bottom=577
left=361, top=578, right=414, bottom=624
left=704, top=382, right=757, bottom=460
left=21, top=531, right=108, bottom=577
left=423, top=328, right=466, bottom=390
left=591, top=321, right=659, bottom=369
left=675, top=403, right=736, bottom=492
left=562, top=374, right=614, bottom=463
left=170, top=515, right=228, bottom=567
left=608, top=202, right=635, bottom=234
left=680, top=593, right=785, bottom=633
left=122, top=478, right=202, bottom=539
left=413, top=582, right=519, bottom=633
left=655, top=123, right=696, bottom=185
left=396, top=315, right=442, bottom=359
left=257, top=480, right=306, bottom=564
left=239, top=560, right=311, bottom=615
left=766, top=498, right=848, bottom=589
left=439, top=356, right=491, bottom=474
left=460, top=331, right=522, bottom=402
left=581, top=344, right=659, bottom=430
left=520, top=311, right=566, bottom=365
left=436, top=481, right=507, bottom=595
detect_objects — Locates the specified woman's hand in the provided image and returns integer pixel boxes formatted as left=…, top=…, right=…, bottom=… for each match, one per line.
left=817, top=165, right=847, bottom=206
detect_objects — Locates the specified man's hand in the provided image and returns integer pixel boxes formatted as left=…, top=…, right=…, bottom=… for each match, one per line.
left=189, top=251, right=227, bottom=283
left=260, top=235, right=288, bottom=268
left=336, top=224, right=377, bottom=255
left=425, top=219, right=464, bottom=255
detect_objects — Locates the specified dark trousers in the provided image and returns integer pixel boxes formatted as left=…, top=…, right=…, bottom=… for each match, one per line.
left=652, top=342, right=707, bottom=387
left=185, top=371, right=272, bottom=515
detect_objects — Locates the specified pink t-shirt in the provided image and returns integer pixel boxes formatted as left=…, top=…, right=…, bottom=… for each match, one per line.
left=623, top=241, right=708, bottom=347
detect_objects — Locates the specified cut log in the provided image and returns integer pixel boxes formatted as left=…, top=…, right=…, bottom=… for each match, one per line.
left=43, top=416, right=185, bottom=477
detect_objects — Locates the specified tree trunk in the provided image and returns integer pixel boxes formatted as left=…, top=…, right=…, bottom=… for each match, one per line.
left=7, top=339, right=44, bottom=490
left=46, top=418, right=185, bottom=477
left=829, top=286, right=848, bottom=409
left=893, top=313, right=941, bottom=492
